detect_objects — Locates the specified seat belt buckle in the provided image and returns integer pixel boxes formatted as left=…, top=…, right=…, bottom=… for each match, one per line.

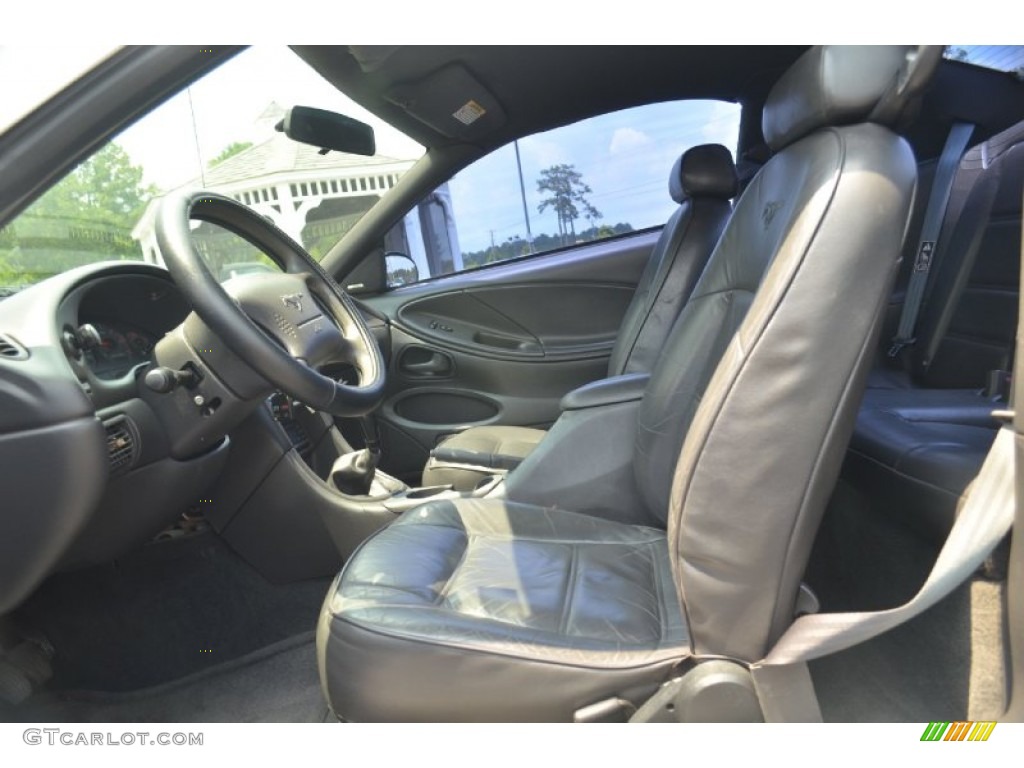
left=888, top=336, right=915, bottom=358
left=984, top=369, right=1012, bottom=401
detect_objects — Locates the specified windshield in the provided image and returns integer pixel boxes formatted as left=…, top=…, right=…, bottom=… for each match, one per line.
left=0, top=46, right=424, bottom=297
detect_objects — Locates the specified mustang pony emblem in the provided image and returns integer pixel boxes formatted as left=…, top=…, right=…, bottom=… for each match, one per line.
left=762, top=201, right=782, bottom=229
left=281, top=293, right=304, bottom=312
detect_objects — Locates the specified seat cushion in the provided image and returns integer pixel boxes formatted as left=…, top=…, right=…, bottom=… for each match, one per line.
left=422, top=425, right=546, bottom=490
left=845, top=387, right=1000, bottom=541
left=317, top=499, right=689, bottom=722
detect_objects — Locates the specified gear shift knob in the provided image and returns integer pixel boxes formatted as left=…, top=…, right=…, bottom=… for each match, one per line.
left=330, top=448, right=379, bottom=496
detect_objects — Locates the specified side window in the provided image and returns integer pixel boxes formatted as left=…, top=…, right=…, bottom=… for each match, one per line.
left=386, top=99, right=739, bottom=286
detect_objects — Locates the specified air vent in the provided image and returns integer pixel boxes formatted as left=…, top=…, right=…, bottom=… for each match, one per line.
left=0, top=333, right=28, bottom=360
left=104, top=417, right=138, bottom=475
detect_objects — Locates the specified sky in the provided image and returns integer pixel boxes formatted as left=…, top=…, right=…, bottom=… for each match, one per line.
left=114, top=46, right=425, bottom=192
left=113, top=47, right=740, bottom=256
left=1, top=45, right=740, bottom=256
left=2, top=43, right=1019, bottom=258
left=447, top=99, right=739, bottom=253
left=0, top=45, right=425, bottom=192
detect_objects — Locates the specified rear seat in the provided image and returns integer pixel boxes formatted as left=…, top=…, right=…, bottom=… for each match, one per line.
left=845, top=120, right=1023, bottom=542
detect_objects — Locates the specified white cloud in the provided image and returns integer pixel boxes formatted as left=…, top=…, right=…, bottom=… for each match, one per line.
left=700, top=101, right=742, bottom=144
left=521, top=136, right=567, bottom=170
left=608, top=127, right=652, bottom=155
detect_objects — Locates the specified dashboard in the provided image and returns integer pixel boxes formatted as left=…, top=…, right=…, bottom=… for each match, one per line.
left=0, top=260, right=386, bottom=612
left=55, top=267, right=191, bottom=408
left=0, top=262, right=198, bottom=614
left=80, top=320, right=159, bottom=380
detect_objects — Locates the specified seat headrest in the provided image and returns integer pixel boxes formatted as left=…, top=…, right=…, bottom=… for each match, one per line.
left=669, top=143, right=738, bottom=204
left=763, top=45, right=940, bottom=151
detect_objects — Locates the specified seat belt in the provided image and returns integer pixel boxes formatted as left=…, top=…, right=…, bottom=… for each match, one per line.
left=750, top=424, right=1016, bottom=722
left=889, top=121, right=975, bottom=358
left=919, top=161, right=1004, bottom=376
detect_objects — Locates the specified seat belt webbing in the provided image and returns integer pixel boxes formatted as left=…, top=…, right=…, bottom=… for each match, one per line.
left=751, top=425, right=1016, bottom=722
left=919, top=162, right=1003, bottom=373
left=890, top=121, right=975, bottom=357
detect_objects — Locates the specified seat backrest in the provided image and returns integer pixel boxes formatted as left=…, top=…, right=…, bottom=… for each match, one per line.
left=631, top=45, right=932, bottom=662
left=912, top=123, right=1024, bottom=388
left=607, top=144, right=736, bottom=376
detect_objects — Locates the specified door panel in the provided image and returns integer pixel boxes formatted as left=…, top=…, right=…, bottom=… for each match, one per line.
left=395, top=345, right=455, bottom=378
left=396, top=283, right=634, bottom=360
left=361, top=229, right=658, bottom=482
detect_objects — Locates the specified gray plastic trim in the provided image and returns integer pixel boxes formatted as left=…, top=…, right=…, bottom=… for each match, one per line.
left=505, top=399, right=654, bottom=526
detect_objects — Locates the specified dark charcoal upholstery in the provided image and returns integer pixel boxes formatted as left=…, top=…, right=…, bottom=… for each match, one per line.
left=423, top=143, right=737, bottom=491
left=320, top=45, right=925, bottom=721
left=849, top=121, right=1024, bottom=539
left=847, top=388, right=1001, bottom=541
left=318, top=500, right=687, bottom=722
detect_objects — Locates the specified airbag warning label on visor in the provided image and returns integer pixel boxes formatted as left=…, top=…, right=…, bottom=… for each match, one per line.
left=453, top=100, right=486, bottom=125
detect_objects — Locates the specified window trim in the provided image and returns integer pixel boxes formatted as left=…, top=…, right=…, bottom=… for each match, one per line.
left=384, top=224, right=664, bottom=292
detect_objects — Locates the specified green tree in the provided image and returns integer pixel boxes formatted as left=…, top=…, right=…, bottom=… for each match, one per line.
left=0, top=142, right=155, bottom=287
left=209, top=141, right=253, bottom=168
left=25, top=142, right=155, bottom=226
left=536, top=164, right=601, bottom=246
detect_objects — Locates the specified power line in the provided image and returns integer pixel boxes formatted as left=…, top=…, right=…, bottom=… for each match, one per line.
left=187, top=87, right=207, bottom=188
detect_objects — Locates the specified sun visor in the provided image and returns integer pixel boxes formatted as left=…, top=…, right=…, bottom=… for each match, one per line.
left=385, top=64, right=506, bottom=142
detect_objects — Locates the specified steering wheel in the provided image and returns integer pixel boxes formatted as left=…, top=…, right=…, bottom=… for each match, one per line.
left=154, top=190, right=386, bottom=417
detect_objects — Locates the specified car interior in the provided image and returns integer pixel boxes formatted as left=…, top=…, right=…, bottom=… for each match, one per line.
left=0, top=44, right=1023, bottom=723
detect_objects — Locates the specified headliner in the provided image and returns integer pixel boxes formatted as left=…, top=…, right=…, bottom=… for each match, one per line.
left=293, top=46, right=809, bottom=153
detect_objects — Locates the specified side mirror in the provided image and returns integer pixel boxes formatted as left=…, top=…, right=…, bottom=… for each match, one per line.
left=385, top=252, right=419, bottom=288
left=276, top=106, right=375, bottom=156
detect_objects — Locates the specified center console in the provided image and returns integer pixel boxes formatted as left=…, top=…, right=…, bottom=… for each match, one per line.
left=202, top=392, right=504, bottom=584
left=503, top=372, right=654, bottom=526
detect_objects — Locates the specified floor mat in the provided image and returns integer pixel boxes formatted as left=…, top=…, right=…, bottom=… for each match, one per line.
left=14, top=531, right=331, bottom=692
left=806, top=479, right=1005, bottom=722
left=15, top=632, right=331, bottom=723
left=809, top=584, right=972, bottom=722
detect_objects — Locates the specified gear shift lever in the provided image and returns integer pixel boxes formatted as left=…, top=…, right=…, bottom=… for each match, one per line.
left=330, top=416, right=381, bottom=496
left=359, top=414, right=382, bottom=458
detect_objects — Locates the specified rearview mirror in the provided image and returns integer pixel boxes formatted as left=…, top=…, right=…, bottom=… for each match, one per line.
left=275, top=106, right=376, bottom=156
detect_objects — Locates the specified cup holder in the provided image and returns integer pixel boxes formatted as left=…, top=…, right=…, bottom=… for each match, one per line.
left=471, top=475, right=503, bottom=499
left=403, top=484, right=454, bottom=500
left=474, top=474, right=502, bottom=492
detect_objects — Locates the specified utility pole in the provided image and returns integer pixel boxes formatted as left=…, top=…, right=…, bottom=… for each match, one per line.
left=514, top=140, right=533, bottom=252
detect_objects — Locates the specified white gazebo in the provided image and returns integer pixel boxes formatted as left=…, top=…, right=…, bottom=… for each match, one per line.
left=133, top=103, right=418, bottom=265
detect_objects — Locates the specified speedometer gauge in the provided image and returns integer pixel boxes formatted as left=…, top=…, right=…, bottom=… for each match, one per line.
left=82, top=322, right=156, bottom=380
left=126, top=330, right=154, bottom=357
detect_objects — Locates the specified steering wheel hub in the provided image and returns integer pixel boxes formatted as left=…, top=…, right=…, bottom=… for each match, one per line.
left=154, top=190, right=386, bottom=416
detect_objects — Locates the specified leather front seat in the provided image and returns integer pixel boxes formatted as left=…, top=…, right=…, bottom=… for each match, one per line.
left=422, top=143, right=738, bottom=491
left=318, top=46, right=928, bottom=722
